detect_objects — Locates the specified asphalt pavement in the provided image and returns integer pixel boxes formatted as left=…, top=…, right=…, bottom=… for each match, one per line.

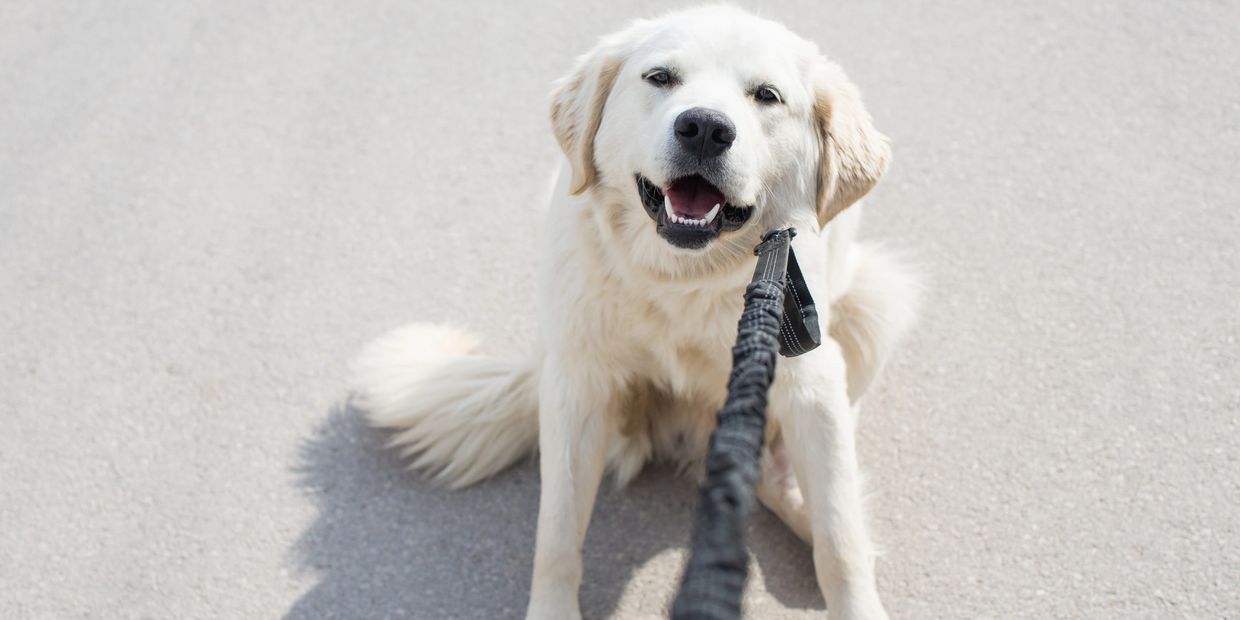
left=2, top=1, right=1237, bottom=618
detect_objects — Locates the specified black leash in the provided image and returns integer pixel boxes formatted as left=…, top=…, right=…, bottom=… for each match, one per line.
left=671, top=228, right=820, bottom=620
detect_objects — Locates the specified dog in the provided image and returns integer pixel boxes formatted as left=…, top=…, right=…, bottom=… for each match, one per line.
left=352, top=6, right=918, bottom=619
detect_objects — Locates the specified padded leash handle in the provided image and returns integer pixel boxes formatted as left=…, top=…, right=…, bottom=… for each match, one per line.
left=671, top=228, right=814, bottom=620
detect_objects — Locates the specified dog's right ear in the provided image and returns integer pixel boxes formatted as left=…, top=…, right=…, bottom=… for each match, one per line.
left=811, top=60, right=892, bottom=228
left=549, top=34, right=630, bottom=195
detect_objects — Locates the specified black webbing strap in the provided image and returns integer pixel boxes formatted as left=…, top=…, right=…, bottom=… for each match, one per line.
left=776, top=238, right=822, bottom=358
left=671, top=228, right=813, bottom=620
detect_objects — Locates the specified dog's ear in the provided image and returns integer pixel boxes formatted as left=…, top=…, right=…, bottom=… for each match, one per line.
left=813, top=61, right=891, bottom=228
left=550, top=36, right=628, bottom=195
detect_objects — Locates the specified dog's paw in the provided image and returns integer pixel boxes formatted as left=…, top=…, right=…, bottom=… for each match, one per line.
left=525, top=603, right=581, bottom=620
left=829, top=591, right=890, bottom=620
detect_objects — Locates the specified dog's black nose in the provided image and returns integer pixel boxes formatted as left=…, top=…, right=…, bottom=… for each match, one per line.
left=674, top=108, right=735, bottom=159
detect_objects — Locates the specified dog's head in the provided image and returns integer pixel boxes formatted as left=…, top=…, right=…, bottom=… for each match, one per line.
left=550, top=7, right=889, bottom=265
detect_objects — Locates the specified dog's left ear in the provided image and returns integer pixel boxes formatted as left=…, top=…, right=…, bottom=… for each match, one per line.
left=813, top=61, right=892, bottom=228
left=549, top=33, right=630, bottom=195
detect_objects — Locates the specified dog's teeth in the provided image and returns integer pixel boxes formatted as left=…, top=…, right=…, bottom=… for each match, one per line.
left=665, top=208, right=714, bottom=227
left=704, top=204, right=720, bottom=224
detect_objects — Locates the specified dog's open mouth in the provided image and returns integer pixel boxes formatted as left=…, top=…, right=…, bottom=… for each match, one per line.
left=636, top=174, right=754, bottom=249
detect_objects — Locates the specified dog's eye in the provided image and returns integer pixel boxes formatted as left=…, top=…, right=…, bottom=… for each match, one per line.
left=753, top=85, right=782, bottom=104
left=643, top=69, right=674, bottom=88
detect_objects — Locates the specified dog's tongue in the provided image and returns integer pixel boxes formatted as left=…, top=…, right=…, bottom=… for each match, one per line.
left=665, top=176, right=725, bottom=218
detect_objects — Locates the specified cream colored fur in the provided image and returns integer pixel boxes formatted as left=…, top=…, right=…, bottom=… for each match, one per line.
left=352, top=324, right=539, bottom=489
left=351, top=6, right=919, bottom=619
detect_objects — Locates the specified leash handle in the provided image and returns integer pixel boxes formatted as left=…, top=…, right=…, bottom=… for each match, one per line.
left=756, top=228, right=822, bottom=358
left=752, top=228, right=796, bottom=284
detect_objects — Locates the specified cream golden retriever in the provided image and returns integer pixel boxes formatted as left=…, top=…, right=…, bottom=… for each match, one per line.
left=352, top=6, right=917, bottom=619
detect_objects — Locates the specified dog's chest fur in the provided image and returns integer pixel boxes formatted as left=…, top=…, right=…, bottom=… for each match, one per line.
left=597, top=276, right=752, bottom=470
left=588, top=201, right=757, bottom=395
left=607, top=267, right=751, bottom=401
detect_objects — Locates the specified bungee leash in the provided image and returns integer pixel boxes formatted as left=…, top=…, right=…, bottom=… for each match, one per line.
left=671, top=228, right=820, bottom=620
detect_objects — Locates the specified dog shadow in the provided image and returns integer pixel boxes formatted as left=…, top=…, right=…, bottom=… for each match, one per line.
left=286, top=403, right=823, bottom=619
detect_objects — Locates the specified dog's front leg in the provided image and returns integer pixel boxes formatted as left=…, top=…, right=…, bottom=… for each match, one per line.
left=525, top=356, right=613, bottom=620
left=772, top=341, right=889, bottom=620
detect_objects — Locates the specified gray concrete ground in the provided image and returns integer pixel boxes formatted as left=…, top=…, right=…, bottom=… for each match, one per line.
left=2, top=1, right=1238, bottom=618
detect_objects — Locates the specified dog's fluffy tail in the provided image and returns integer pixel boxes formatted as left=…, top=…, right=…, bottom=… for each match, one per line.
left=350, top=324, right=539, bottom=488
left=830, top=243, right=921, bottom=403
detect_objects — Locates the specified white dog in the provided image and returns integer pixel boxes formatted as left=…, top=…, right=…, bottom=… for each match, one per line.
left=352, top=6, right=917, bottom=619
